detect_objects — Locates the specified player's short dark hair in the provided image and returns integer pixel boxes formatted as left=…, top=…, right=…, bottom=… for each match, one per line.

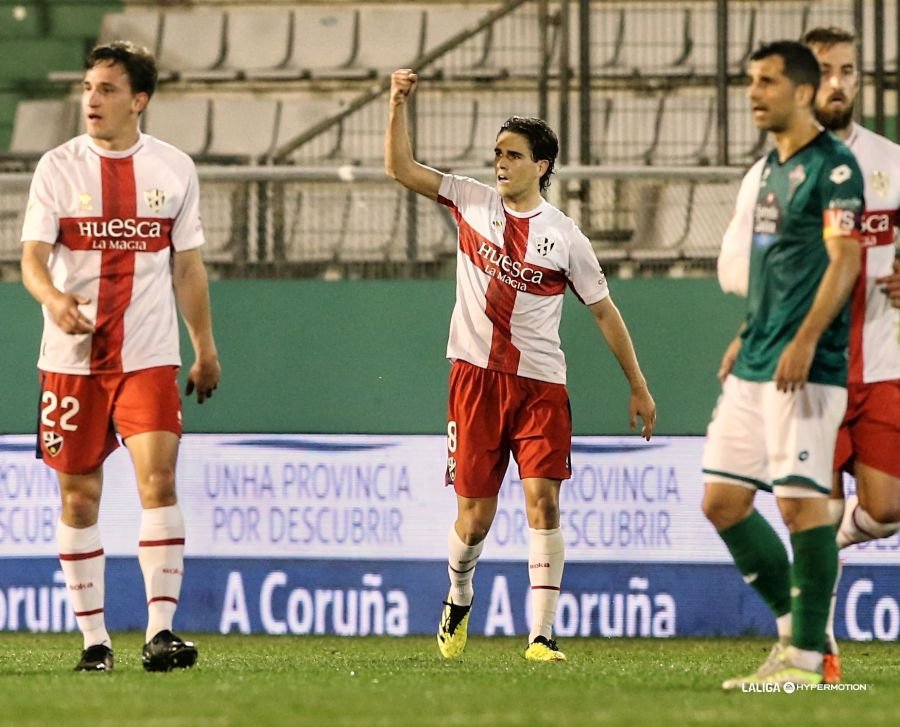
left=749, top=40, right=821, bottom=99
left=802, top=26, right=857, bottom=51
left=86, top=41, right=158, bottom=97
left=498, top=116, right=558, bottom=193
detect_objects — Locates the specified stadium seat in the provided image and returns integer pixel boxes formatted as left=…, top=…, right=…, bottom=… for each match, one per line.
left=157, top=10, right=227, bottom=81
left=597, top=94, right=664, bottom=165
left=629, top=181, right=692, bottom=261
left=862, top=1, right=899, bottom=72
left=275, top=96, right=348, bottom=164
left=451, top=5, right=560, bottom=80
left=653, top=91, right=716, bottom=165
left=421, top=4, right=490, bottom=72
left=683, top=180, right=742, bottom=260
left=321, top=6, right=426, bottom=80
left=280, top=185, right=348, bottom=263
left=415, top=93, right=480, bottom=166
left=9, top=99, right=79, bottom=156
left=98, top=10, right=162, bottom=54
left=249, top=7, right=358, bottom=81
left=197, top=181, right=245, bottom=264
left=754, top=2, right=809, bottom=48
left=565, top=4, right=625, bottom=74
left=416, top=195, right=458, bottom=261
left=458, top=91, right=542, bottom=166
left=803, top=4, right=853, bottom=37
left=337, top=187, right=407, bottom=262
left=691, top=3, right=756, bottom=75
left=420, top=5, right=493, bottom=78
left=206, top=98, right=281, bottom=162
left=725, top=85, right=767, bottom=165
left=142, top=96, right=211, bottom=158
left=601, top=5, right=693, bottom=77
left=207, top=8, right=293, bottom=81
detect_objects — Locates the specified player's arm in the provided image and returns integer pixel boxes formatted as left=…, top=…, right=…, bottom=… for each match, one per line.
left=876, top=258, right=900, bottom=308
left=384, top=68, right=443, bottom=200
left=774, top=234, right=860, bottom=392
left=173, top=248, right=220, bottom=403
left=21, top=240, right=94, bottom=334
left=588, top=296, right=656, bottom=440
left=717, top=321, right=746, bottom=383
left=718, top=159, right=764, bottom=297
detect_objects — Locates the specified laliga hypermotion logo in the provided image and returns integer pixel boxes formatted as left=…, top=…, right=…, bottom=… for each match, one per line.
left=43, top=431, right=63, bottom=456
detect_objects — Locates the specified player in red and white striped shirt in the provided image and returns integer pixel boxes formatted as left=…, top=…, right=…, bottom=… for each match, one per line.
left=20, top=42, right=220, bottom=673
left=386, top=69, right=656, bottom=662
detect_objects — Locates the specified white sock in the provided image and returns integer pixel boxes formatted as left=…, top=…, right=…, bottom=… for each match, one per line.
left=139, top=505, right=185, bottom=642
left=837, top=496, right=900, bottom=548
left=528, top=527, right=565, bottom=643
left=776, top=612, right=792, bottom=645
left=57, top=520, right=110, bottom=650
left=446, top=527, right=483, bottom=607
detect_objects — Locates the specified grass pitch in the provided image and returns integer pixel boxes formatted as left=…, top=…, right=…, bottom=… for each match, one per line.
left=0, top=633, right=897, bottom=726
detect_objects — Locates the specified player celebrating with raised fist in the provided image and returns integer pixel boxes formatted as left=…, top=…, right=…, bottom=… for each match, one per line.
left=20, top=41, right=221, bottom=673
left=385, top=68, right=656, bottom=662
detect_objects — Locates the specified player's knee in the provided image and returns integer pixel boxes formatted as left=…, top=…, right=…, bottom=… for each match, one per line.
left=863, top=499, right=900, bottom=526
left=455, top=519, right=489, bottom=545
left=61, top=490, right=100, bottom=526
left=140, top=468, right=177, bottom=506
left=701, top=488, right=747, bottom=531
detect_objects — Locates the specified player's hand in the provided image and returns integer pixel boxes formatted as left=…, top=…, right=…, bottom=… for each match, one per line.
left=186, top=355, right=221, bottom=404
left=390, top=69, right=417, bottom=105
left=774, top=337, right=815, bottom=392
left=629, top=384, right=657, bottom=441
left=717, top=336, right=742, bottom=382
left=46, top=291, right=94, bottom=334
left=875, top=259, right=900, bottom=309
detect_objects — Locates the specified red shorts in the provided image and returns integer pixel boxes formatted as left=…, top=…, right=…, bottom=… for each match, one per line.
left=445, top=360, right=572, bottom=498
left=37, top=366, right=182, bottom=475
left=834, top=380, right=900, bottom=477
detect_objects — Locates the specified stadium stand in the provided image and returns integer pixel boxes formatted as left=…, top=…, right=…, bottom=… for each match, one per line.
left=603, top=5, right=694, bottom=77
left=247, top=6, right=358, bottom=80
left=9, top=98, right=79, bottom=156
left=205, top=98, right=281, bottom=162
left=192, top=8, right=294, bottom=81
left=142, top=96, right=211, bottom=157
left=0, top=0, right=895, bottom=276
left=157, top=10, right=227, bottom=81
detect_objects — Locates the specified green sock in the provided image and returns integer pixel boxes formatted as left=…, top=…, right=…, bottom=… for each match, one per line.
left=719, top=510, right=791, bottom=618
left=790, top=525, right=838, bottom=653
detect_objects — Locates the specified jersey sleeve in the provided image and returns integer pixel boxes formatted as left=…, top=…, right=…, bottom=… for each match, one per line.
left=20, top=154, right=60, bottom=245
left=718, top=158, right=765, bottom=297
left=437, top=173, right=494, bottom=214
left=567, top=225, right=610, bottom=306
left=820, top=155, right=865, bottom=241
left=170, top=162, right=206, bottom=252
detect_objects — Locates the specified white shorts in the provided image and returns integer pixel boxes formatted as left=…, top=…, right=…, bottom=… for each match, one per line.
left=702, top=375, right=848, bottom=498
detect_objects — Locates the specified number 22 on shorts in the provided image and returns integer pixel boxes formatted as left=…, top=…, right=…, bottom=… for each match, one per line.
left=41, top=391, right=81, bottom=431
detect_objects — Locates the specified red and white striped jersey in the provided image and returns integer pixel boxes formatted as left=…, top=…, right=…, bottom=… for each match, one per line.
left=22, top=133, right=205, bottom=375
left=843, top=123, right=900, bottom=384
left=719, top=123, right=900, bottom=384
left=438, top=174, right=609, bottom=385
